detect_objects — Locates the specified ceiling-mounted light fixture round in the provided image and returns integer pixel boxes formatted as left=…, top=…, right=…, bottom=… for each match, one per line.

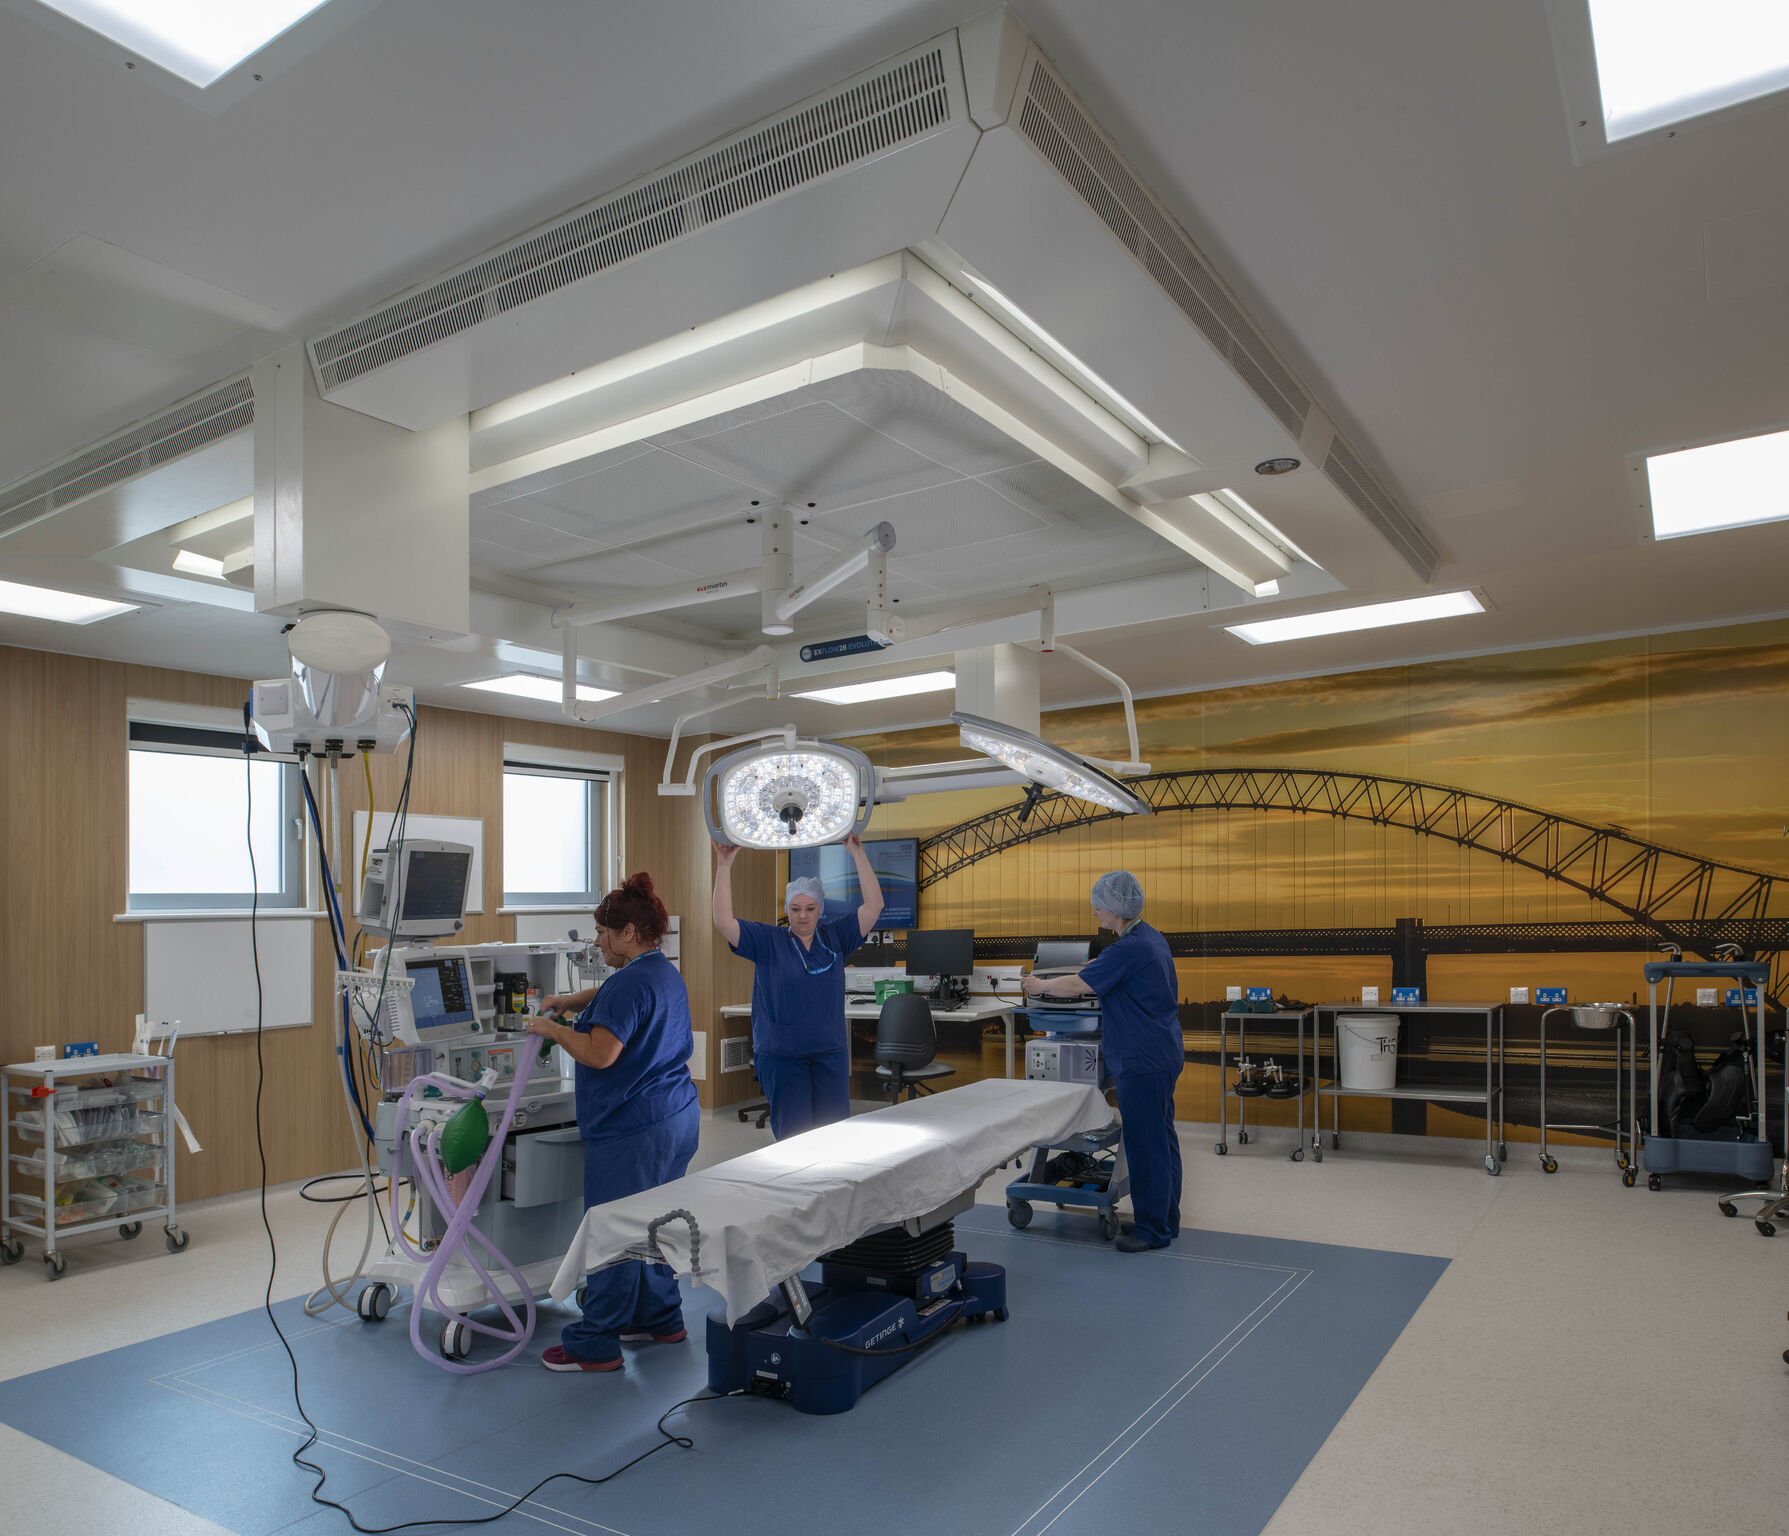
left=1254, top=457, right=1300, bottom=476
left=704, top=738, right=876, bottom=849
left=951, top=712, right=1151, bottom=816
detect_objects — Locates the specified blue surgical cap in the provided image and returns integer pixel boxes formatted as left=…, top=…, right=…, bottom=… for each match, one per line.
left=785, top=877, right=825, bottom=912
left=1091, top=870, right=1145, bottom=923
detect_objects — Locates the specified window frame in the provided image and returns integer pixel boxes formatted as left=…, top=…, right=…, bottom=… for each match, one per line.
left=125, top=714, right=307, bottom=912
left=501, top=759, right=615, bottom=909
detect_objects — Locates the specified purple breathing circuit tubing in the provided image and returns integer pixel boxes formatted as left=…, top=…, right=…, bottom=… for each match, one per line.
left=387, top=1033, right=549, bottom=1374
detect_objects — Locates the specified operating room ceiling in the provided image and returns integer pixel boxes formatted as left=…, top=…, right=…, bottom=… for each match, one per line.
left=3, top=1, right=1789, bottom=739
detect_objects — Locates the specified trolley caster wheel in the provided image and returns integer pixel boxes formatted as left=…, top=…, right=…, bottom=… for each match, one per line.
left=1290, top=1149, right=1304, bottom=1162
left=1783, top=1349, right=1789, bottom=1365
left=1006, top=1199, right=1033, bottom=1230
left=1622, top=1169, right=1636, bottom=1187
left=1718, top=1200, right=1739, bottom=1218
left=164, top=1226, right=189, bottom=1253
left=1237, top=1130, right=1250, bottom=1146
left=1648, top=1174, right=1663, bottom=1192
left=1484, top=1154, right=1501, bottom=1177
left=1330, top=1134, right=1341, bottom=1150
left=0, top=1237, right=22, bottom=1265
left=44, top=1252, right=66, bottom=1281
left=1757, top=1220, right=1778, bottom=1238
left=1312, top=1145, right=1324, bottom=1163
left=993, top=1307, right=1008, bottom=1323
left=1497, top=1144, right=1507, bottom=1162
left=118, top=1221, right=142, bottom=1239
left=1540, top=1156, right=1558, bottom=1174
left=1098, top=1210, right=1119, bottom=1242
left=441, top=1320, right=472, bottom=1362
left=358, top=1282, right=394, bottom=1322
left=1616, top=1153, right=1631, bottom=1171
left=1214, top=1142, right=1228, bottom=1155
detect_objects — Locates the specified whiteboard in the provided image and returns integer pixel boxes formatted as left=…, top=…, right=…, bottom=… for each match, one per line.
left=353, top=812, right=485, bottom=915
left=144, top=918, right=315, bottom=1036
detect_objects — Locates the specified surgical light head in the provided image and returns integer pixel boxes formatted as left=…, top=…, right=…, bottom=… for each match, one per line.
left=1091, top=870, right=1145, bottom=925
left=705, top=738, right=874, bottom=850
left=951, top=711, right=1151, bottom=817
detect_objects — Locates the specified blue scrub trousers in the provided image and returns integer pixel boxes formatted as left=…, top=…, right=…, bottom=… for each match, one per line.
left=1116, top=1067, right=1183, bottom=1247
left=754, top=1048, right=850, bottom=1140
left=561, top=1101, right=700, bottom=1363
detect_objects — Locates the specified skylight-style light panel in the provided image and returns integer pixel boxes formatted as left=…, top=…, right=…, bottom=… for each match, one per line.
left=0, top=579, right=138, bottom=624
left=1226, top=591, right=1484, bottom=646
left=1588, top=0, right=1789, bottom=141
left=35, top=1, right=333, bottom=88
left=793, top=670, right=956, bottom=706
left=1645, top=428, right=1789, bottom=539
left=461, top=674, right=619, bottom=704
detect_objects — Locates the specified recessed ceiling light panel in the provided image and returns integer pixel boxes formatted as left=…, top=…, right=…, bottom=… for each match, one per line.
left=1644, top=427, right=1789, bottom=539
left=951, top=711, right=1151, bottom=816
left=793, top=669, right=956, bottom=706
left=705, top=740, right=875, bottom=849
left=460, top=674, right=619, bottom=704
left=1225, top=590, right=1484, bottom=645
left=0, top=579, right=138, bottom=625
left=172, top=548, right=227, bottom=579
left=1587, top=0, right=1789, bottom=142
left=34, top=1, right=335, bottom=88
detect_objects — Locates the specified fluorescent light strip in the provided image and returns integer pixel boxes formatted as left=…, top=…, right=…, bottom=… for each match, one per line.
left=172, top=549, right=227, bottom=579
left=1645, top=427, right=1789, bottom=539
left=0, top=579, right=138, bottom=625
left=971, top=278, right=1187, bottom=453
left=1226, top=590, right=1484, bottom=645
left=37, top=1, right=334, bottom=88
left=1588, top=0, right=1789, bottom=141
left=793, top=669, right=956, bottom=706
left=460, top=674, right=620, bottom=704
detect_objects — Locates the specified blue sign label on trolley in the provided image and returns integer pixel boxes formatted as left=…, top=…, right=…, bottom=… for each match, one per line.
left=1536, top=987, right=1567, bottom=1005
left=1725, top=988, right=1759, bottom=1006
left=1391, top=987, right=1421, bottom=1005
left=1245, top=987, right=1273, bottom=1001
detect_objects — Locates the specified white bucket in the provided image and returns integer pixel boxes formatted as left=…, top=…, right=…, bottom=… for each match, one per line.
left=1337, top=1014, right=1400, bottom=1090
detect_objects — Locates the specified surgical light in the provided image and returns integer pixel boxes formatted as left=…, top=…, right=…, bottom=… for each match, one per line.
left=35, top=1, right=334, bottom=87
left=793, top=669, right=956, bottom=705
left=1226, top=590, right=1484, bottom=645
left=462, top=674, right=620, bottom=704
left=705, top=739, right=875, bottom=849
left=950, top=712, right=1151, bottom=817
left=0, top=578, right=137, bottom=625
left=1644, top=427, right=1789, bottom=539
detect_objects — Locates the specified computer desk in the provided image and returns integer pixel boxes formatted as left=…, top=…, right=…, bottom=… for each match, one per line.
left=718, top=994, right=1027, bottom=1080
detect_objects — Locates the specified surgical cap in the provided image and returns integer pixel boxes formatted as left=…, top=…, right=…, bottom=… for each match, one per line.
left=1091, top=870, right=1145, bottom=923
left=785, top=876, right=825, bottom=912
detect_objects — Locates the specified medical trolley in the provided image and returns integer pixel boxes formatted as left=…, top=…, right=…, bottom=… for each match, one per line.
left=1215, top=1006, right=1314, bottom=1161
left=1536, top=1004, right=1639, bottom=1184
left=2, top=1052, right=188, bottom=1279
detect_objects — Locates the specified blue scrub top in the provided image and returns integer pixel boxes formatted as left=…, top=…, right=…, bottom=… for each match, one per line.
left=1079, top=920, right=1183, bottom=1076
left=731, top=912, right=865, bottom=1057
left=571, top=949, right=699, bottom=1143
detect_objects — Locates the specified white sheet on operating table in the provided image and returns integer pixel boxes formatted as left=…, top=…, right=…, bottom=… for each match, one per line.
left=550, top=1078, right=1112, bottom=1324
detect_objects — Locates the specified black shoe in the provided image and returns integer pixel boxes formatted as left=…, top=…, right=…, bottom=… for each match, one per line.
left=1114, top=1233, right=1160, bottom=1253
left=1118, top=1221, right=1134, bottom=1235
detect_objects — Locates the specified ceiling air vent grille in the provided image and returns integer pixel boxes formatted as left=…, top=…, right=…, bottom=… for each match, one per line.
left=1322, top=438, right=1435, bottom=578
left=310, top=46, right=955, bottom=394
left=1015, top=56, right=1311, bottom=439
left=0, top=376, right=253, bottom=541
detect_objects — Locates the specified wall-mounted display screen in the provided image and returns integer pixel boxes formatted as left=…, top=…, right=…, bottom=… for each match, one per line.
left=787, top=838, right=918, bottom=929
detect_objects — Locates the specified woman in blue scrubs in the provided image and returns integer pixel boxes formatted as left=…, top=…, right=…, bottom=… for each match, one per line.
left=1022, top=870, right=1183, bottom=1253
left=711, top=834, right=883, bottom=1139
left=526, top=871, right=699, bottom=1371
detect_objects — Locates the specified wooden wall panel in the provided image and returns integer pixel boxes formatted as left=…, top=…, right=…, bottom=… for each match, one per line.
left=0, top=644, right=771, bottom=1200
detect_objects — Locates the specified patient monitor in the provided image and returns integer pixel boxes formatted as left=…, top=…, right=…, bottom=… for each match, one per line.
left=357, top=839, right=474, bottom=940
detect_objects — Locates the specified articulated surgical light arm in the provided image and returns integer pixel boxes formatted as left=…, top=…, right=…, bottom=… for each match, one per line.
left=866, top=583, right=1053, bottom=647
left=1049, top=642, right=1148, bottom=775
left=660, top=684, right=773, bottom=793
left=558, top=644, right=777, bottom=725
left=772, top=522, right=896, bottom=625
left=668, top=725, right=799, bottom=799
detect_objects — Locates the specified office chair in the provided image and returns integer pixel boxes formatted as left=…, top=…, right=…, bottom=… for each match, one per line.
left=874, top=992, right=956, bottom=1102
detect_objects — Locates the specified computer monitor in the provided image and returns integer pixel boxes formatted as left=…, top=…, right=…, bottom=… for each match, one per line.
left=905, top=928, right=974, bottom=980
left=1033, top=940, right=1091, bottom=973
left=403, top=955, right=477, bottom=1035
left=357, top=839, right=474, bottom=940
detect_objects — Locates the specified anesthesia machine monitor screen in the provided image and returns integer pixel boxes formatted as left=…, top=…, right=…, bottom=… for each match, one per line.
left=405, top=956, right=476, bottom=1034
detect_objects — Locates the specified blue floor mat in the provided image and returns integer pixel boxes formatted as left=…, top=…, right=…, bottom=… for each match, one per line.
left=0, top=1204, right=1445, bottom=1536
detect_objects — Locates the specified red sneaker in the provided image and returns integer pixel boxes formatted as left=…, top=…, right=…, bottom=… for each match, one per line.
left=619, top=1327, right=688, bottom=1345
left=541, top=1345, right=623, bottom=1372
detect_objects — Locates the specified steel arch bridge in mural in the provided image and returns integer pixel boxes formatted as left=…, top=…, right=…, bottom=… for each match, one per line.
left=915, top=767, right=1789, bottom=994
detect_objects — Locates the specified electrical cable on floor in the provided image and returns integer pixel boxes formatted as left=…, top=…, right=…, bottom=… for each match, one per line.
left=245, top=706, right=748, bottom=1531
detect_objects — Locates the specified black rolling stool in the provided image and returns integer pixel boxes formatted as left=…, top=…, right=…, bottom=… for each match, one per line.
left=874, top=993, right=956, bottom=1102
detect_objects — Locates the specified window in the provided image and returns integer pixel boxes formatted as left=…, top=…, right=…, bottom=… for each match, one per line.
left=127, top=719, right=305, bottom=910
left=502, top=761, right=613, bottom=907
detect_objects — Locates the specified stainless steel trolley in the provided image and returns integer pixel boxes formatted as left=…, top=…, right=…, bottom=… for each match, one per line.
left=1716, top=1009, right=1787, bottom=1235
left=1537, top=1004, right=1638, bottom=1184
left=2, top=1052, right=187, bottom=1279
left=1215, top=1007, right=1314, bottom=1161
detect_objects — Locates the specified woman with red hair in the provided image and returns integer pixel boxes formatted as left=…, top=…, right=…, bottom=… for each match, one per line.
left=526, top=871, right=698, bottom=1372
